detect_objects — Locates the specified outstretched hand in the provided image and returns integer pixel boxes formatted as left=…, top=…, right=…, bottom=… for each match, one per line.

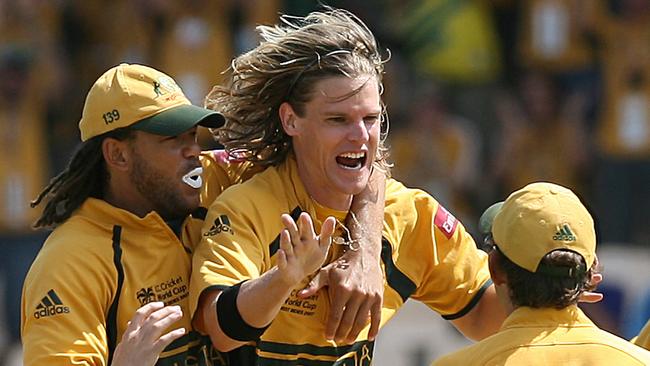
left=111, top=302, right=185, bottom=366
left=276, top=212, right=335, bottom=286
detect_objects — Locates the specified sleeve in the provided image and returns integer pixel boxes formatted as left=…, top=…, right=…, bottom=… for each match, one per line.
left=634, top=319, right=650, bottom=350
left=186, top=151, right=266, bottom=252
left=21, top=234, right=116, bottom=366
left=189, top=197, right=269, bottom=316
left=396, top=190, right=491, bottom=318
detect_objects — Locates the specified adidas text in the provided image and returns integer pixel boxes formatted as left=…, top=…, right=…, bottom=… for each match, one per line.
left=34, top=305, right=70, bottom=319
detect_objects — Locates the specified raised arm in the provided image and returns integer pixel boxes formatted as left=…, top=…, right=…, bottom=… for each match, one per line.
left=194, top=213, right=335, bottom=352
left=297, top=168, right=386, bottom=343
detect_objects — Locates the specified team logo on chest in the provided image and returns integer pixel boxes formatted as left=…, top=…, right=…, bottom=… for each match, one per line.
left=136, top=276, right=188, bottom=305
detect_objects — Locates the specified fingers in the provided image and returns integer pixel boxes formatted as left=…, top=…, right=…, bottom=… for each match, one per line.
left=325, top=287, right=351, bottom=340
left=297, top=212, right=316, bottom=241
left=147, top=306, right=183, bottom=338
left=279, top=229, right=294, bottom=258
left=154, top=327, right=186, bottom=351
left=298, top=269, right=328, bottom=298
left=367, top=298, right=382, bottom=341
left=591, top=273, right=603, bottom=286
left=128, top=302, right=166, bottom=330
left=281, top=213, right=300, bottom=245
left=579, top=291, right=604, bottom=303
left=334, top=296, right=365, bottom=343
left=319, top=217, right=336, bottom=249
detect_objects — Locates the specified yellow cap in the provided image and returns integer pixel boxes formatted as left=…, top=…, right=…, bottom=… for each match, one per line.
left=79, top=63, right=224, bottom=141
left=480, top=182, right=596, bottom=274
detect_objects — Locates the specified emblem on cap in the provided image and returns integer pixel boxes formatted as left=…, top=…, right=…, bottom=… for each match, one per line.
left=553, top=223, right=576, bottom=242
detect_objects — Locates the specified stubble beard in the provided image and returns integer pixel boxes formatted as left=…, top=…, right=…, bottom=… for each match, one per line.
left=130, top=152, right=197, bottom=221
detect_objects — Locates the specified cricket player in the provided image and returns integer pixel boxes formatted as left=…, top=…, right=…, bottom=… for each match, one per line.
left=432, top=182, right=650, bottom=365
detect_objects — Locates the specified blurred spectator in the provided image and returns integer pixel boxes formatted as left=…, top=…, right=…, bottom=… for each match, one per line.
left=0, top=45, right=48, bottom=363
left=593, top=0, right=650, bottom=245
left=389, top=84, right=482, bottom=229
left=393, top=0, right=503, bottom=179
left=492, top=71, right=590, bottom=196
left=515, top=0, right=603, bottom=125
left=159, top=0, right=279, bottom=149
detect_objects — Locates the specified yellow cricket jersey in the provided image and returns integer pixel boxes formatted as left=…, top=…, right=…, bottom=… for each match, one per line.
left=190, top=156, right=491, bottom=364
left=634, top=319, right=650, bottom=351
left=20, top=151, right=253, bottom=366
left=432, top=305, right=650, bottom=366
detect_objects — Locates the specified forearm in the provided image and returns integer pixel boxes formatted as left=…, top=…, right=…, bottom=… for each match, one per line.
left=450, top=284, right=507, bottom=341
left=237, top=267, right=297, bottom=327
left=348, top=168, right=385, bottom=262
left=196, top=267, right=300, bottom=351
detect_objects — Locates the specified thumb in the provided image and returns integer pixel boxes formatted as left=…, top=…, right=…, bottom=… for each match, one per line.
left=297, top=270, right=328, bottom=298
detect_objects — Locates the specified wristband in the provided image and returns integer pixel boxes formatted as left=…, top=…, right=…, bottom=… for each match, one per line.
left=216, top=281, right=269, bottom=341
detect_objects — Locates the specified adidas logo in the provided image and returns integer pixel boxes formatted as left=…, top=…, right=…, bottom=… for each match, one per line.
left=34, top=289, right=70, bottom=319
left=204, top=215, right=234, bottom=236
left=553, top=224, right=576, bottom=242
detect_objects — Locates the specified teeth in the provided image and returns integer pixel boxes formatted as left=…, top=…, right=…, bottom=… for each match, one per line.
left=339, top=152, right=365, bottom=159
left=182, top=167, right=203, bottom=189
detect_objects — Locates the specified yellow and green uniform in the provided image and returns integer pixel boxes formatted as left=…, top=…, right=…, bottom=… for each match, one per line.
left=190, top=156, right=491, bottom=364
left=433, top=305, right=650, bottom=366
left=20, top=151, right=253, bottom=366
left=633, top=319, right=650, bottom=351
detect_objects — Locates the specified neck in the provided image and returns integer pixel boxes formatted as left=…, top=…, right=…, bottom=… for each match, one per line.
left=294, top=159, right=352, bottom=212
left=103, top=180, right=152, bottom=218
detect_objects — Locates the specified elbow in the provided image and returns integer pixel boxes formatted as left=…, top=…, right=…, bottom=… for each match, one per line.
left=213, top=339, right=240, bottom=353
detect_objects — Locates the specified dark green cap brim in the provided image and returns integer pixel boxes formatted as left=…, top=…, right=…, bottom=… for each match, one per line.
left=478, top=201, right=504, bottom=235
left=130, top=104, right=225, bottom=136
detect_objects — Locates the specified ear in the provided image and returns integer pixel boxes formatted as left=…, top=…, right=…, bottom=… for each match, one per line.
left=102, top=137, right=131, bottom=172
left=488, top=250, right=508, bottom=287
left=279, top=102, right=299, bottom=136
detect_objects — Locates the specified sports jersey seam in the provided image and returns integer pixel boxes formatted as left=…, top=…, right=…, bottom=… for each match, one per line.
left=484, top=341, right=648, bottom=364
left=269, top=206, right=303, bottom=257
left=106, top=225, right=124, bottom=364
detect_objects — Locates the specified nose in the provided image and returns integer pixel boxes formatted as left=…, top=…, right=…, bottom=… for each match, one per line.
left=347, top=119, right=370, bottom=142
left=182, top=132, right=201, bottom=159
left=185, top=141, right=201, bottom=158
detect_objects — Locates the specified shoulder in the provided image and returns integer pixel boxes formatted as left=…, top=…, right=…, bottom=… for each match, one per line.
left=213, top=163, right=286, bottom=209
left=384, top=178, right=461, bottom=239
left=202, top=164, right=292, bottom=238
left=25, top=216, right=118, bottom=289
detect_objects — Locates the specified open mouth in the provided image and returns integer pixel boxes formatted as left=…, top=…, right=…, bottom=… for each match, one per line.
left=182, top=167, right=203, bottom=189
left=336, top=152, right=366, bottom=170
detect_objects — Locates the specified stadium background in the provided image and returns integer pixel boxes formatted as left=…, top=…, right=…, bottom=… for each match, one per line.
left=1, top=0, right=649, bottom=364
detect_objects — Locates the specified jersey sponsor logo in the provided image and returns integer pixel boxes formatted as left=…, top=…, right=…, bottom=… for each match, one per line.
left=137, top=276, right=188, bottom=305
left=434, top=205, right=458, bottom=239
left=553, top=224, right=576, bottom=242
left=204, top=214, right=234, bottom=236
left=33, top=289, right=70, bottom=319
left=136, top=287, right=157, bottom=306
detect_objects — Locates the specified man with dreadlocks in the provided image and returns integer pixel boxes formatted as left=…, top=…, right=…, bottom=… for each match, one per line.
left=190, top=8, right=507, bottom=364
left=21, top=62, right=387, bottom=365
left=20, top=63, right=229, bottom=365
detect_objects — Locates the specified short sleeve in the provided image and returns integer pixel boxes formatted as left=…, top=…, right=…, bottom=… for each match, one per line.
left=189, top=198, right=268, bottom=316
left=21, top=235, right=115, bottom=366
left=391, top=189, right=490, bottom=318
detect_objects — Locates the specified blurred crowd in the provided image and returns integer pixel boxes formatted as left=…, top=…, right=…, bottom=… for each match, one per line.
left=1, top=0, right=649, bottom=363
